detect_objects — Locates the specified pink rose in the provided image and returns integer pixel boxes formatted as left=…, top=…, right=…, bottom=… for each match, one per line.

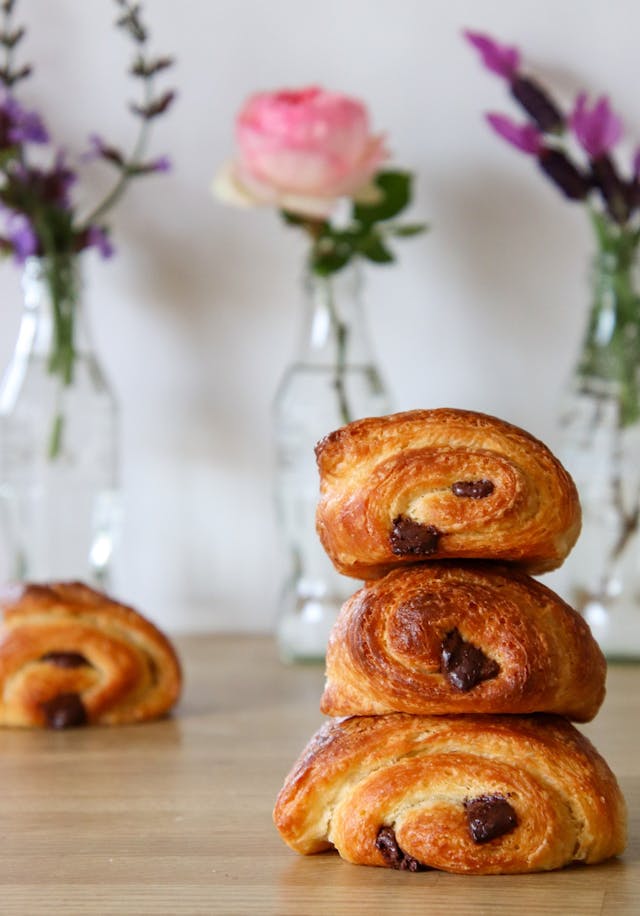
left=213, top=86, right=388, bottom=218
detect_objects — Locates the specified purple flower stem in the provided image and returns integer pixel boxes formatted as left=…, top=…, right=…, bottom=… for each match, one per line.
left=537, top=148, right=590, bottom=200
left=591, top=155, right=631, bottom=224
left=510, top=75, right=564, bottom=132
left=80, top=68, right=153, bottom=227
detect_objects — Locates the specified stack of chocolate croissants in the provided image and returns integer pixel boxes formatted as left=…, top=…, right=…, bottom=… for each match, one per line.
left=274, top=408, right=627, bottom=875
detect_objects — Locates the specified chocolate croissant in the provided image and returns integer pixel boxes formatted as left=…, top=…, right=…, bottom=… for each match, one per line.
left=273, top=713, right=626, bottom=874
left=0, top=582, right=182, bottom=728
left=315, top=408, right=581, bottom=578
left=321, top=563, right=605, bottom=722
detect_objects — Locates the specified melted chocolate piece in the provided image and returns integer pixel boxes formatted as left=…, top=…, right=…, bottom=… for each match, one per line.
left=40, top=693, right=87, bottom=730
left=451, top=479, right=495, bottom=499
left=441, top=628, right=499, bottom=691
left=390, top=516, right=441, bottom=557
left=464, top=795, right=518, bottom=844
left=147, top=655, right=159, bottom=686
left=375, top=826, right=426, bottom=872
left=41, top=652, right=90, bottom=669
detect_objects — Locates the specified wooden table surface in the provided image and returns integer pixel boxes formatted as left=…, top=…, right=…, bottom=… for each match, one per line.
left=1, top=635, right=637, bottom=915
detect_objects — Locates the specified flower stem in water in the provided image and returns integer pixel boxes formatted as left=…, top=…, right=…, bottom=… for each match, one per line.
left=48, top=412, right=65, bottom=461
left=322, top=276, right=352, bottom=426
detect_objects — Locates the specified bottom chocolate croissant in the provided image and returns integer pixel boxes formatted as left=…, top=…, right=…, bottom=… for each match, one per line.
left=273, top=714, right=626, bottom=875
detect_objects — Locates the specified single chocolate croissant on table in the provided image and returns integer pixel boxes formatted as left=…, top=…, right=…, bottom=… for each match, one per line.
left=273, top=713, right=626, bottom=875
left=321, top=562, right=605, bottom=722
left=315, top=408, right=581, bottom=579
left=0, top=582, right=181, bottom=728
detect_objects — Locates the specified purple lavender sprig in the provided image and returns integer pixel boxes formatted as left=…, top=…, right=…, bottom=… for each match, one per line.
left=467, top=28, right=640, bottom=436
left=0, top=0, right=30, bottom=88
left=0, top=0, right=175, bottom=265
left=465, top=30, right=563, bottom=132
left=80, top=0, right=176, bottom=229
left=0, top=0, right=175, bottom=459
left=484, top=112, right=590, bottom=201
left=465, top=29, right=638, bottom=226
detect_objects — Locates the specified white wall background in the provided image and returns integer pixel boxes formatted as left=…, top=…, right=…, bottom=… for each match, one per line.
left=0, top=0, right=637, bottom=632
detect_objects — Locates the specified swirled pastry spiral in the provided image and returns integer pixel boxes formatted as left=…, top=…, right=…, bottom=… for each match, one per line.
left=0, top=582, right=181, bottom=728
left=315, top=408, right=581, bottom=578
left=321, top=563, right=605, bottom=722
left=273, top=713, right=626, bottom=874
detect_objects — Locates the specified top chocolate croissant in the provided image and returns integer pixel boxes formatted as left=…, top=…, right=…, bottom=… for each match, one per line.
left=315, top=408, right=581, bottom=578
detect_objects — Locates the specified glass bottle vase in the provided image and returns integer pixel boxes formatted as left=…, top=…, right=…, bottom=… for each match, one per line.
left=557, top=225, right=640, bottom=659
left=273, top=263, right=391, bottom=662
left=0, top=256, right=121, bottom=588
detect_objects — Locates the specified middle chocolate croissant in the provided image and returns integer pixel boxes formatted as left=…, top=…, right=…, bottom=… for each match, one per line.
left=321, top=563, right=606, bottom=722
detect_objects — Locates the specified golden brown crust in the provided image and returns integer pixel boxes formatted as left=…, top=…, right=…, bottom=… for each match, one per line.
left=273, top=713, right=627, bottom=874
left=321, top=563, right=605, bottom=722
left=315, top=408, right=581, bottom=578
left=0, top=582, right=182, bottom=727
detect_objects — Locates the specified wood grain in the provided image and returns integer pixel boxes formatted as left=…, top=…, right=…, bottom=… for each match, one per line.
left=0, top=635, right=637, bottom=915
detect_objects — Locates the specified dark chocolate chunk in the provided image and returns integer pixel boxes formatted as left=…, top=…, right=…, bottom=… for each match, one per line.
left=390, top=516, right=441, bottom=556
left=147, top=654, right=159, bottom=685
left=41, top=652, right=90, bottom=669
left=464, top=795, right=518, bottom=844
left=400, top=853, right=424, bottom=872
left=451, top=479, right=495, bottom=499
left=375, top=826, right=427, bottom=872
left=441, top=628, right=499, bottom=691
left=40, top=693, right=87, bottom=729
left=376, top=826, right=404, bottom=867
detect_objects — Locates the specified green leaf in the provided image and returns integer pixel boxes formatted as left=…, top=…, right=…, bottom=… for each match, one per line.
left=310, top=230, right=354, bottom=275
left=311, top=248, right=352, bottom=275
left=280, top=210, right=306, bottom=226
left=0, top=146, right=18, bottom=168
left=354, top=170, right=412, bottom=226
left=383, top=222, right=428, bottom=238
left=358, top=232, right=394, bottom=264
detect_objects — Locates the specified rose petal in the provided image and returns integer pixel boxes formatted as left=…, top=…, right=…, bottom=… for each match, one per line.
left=276, top=191, right=338, bottom=219
left=230, top=86, right=388, bottom=203
left=211, top=160, right=262, bottom=208
left=212, top=160, right=338, bottom=218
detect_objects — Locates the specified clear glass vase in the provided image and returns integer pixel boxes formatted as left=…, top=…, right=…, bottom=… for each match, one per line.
left=273, top=263, right=391, bottom=663
left=557, top=221, right=640, bottom=659
left=0, top=256, right=121, bottom=588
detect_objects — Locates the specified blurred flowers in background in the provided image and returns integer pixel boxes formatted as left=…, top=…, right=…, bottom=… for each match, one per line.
left=215, top=86, right=387, bottom=219
left=0, top=0, right=174, bottom=455
left=213, top=85, right=426, bottom=279
left=214, top=84, right=426, bottom=425
left=465, top=29, right=636, bottom=225
left=214, top=85, right=427, bottom=662
left=466, top=27, right=640, bottom=425
left=467, top=29, right=640, bottom=657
